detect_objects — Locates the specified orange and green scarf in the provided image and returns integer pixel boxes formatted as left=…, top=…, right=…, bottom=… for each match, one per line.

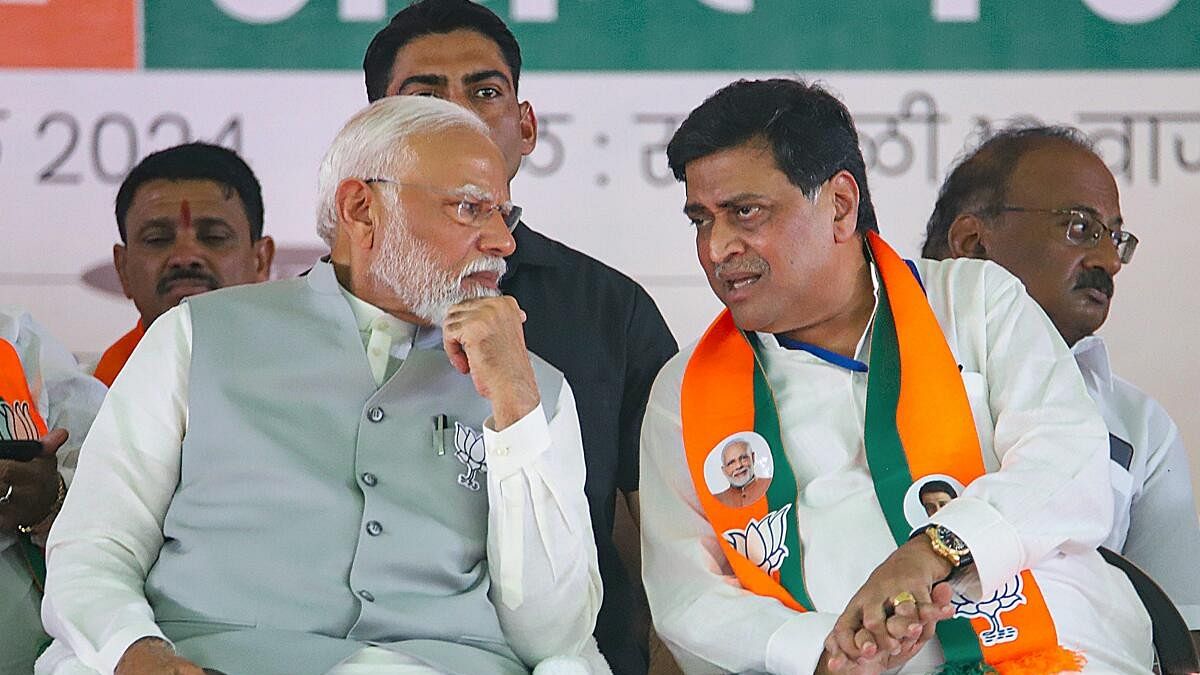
left=680, top=232, right=1082, bottom=674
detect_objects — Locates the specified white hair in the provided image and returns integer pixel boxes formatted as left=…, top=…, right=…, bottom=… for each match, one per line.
left=314, top=96, right=489, bottom=246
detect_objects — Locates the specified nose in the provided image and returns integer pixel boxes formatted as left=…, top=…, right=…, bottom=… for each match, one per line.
left=1084, top=232, right=1122, bottom=277
left=165, top=232, right=208, bottom=269
left=477, top=210, right=516, bottom=258
left=703, top=216, right=745, bottom=264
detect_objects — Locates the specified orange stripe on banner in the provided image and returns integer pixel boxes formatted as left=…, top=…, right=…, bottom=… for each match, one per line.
left=681, top=311, right=802, bottom=610
left=0, top=340, right=49, bottom=437
left=867, top=232, right=985, bottom=481
left=0, top=0, right=136, bottom=69
left=867, top=233, right=1067, bottom=665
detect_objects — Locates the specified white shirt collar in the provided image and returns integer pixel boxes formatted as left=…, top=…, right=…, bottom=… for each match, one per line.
left=335, top=281, right=416, bottom=343
left=1071, top=334, right=1114, bottom=393
left=755, top=260, right=882, bottom=368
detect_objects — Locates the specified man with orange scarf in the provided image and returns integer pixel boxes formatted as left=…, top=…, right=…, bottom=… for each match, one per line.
left=0, top=308, right=105, bottom=673
left=639, top=79, right=1152, bottom=674
left=93, top=143, right=275, bottom=386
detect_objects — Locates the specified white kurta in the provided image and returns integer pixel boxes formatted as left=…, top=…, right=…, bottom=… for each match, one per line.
left=0, top=306, right=107, bottom=494
left=39, top=296, right=602, bottom=675
left=640, top=258, right=1152, bottom=674
left=1074, top=334, right=1200, bottom=629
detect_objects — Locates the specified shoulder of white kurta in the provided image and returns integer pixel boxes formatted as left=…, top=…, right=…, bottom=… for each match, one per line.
left=646, top=339, right=696, bottom=416
left=1108, top=371, right=1182, bottom=448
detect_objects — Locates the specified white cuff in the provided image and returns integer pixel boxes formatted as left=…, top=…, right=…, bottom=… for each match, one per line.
left=931, top=495, right=1023, bottom=596
left=765, top=612, right=838, bottom=675
left=97, top=628, right=171, bottom=675
left=483, top=403, right=550, bottom=480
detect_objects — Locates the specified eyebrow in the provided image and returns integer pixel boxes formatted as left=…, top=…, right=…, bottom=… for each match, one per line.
left=395, top=69, right=510, bottom=93
left=452, top=183, right=495, bottom=202
left=683, top=192, right=771, bottom=214
left=463, top=69, right=510, bottom=87
left=395, top=74, right=448, bottom=90
left=1070, top=205, right=1125, bottom=228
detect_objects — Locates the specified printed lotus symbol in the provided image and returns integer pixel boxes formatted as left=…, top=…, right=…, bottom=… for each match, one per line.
left=722, top=504, right=791, bottom=575
left=454, top=422, right=487, bottom=491
left=951, top=573, right=1028, bottom=646
left=0, top=399, right=38, bottom=441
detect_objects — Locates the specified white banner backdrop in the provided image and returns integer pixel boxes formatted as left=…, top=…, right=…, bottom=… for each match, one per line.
left=1, top=70, right=1198, bottom=487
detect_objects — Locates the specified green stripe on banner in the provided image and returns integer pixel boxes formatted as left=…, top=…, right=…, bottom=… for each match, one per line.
left=862, top=281, right=985, bottom=667
left=749, top=335, right=814, bottom=612
left=862, top=283, right=915, bottom=544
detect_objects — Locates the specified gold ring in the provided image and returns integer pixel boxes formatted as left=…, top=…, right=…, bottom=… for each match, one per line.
left=890, top=591, right=917, bottom=608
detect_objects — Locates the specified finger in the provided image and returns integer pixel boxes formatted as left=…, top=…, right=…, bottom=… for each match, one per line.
left=39, top=428, right=68, bottom=456
left=861, top=597, right=897, bottom=655
left=830, top=614, right=863, bottom=661
left=442, top=335, right=471, bottom=374
left=518, top=309, right=527, bottom=323
left=930, top=581, right=954, bottom=609
left=853, top=627, right=878, bottom=660
left=884, top=611, right=923, bottom=648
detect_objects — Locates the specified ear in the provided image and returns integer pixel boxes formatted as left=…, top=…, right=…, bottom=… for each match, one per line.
left=518, top=100, right=538, bottom=157
left=826, top=170, right=860, bottom=243
left=252, top=235, right=276, bottom=281
left=947, top=213, right=990, bottom=259
left=335, top=179, right=378, bottom=251
left=112, top=243, right=134, bottom=300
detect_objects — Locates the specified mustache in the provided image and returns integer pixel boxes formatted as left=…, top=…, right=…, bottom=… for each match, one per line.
left=714, top=257, right=770, bottom=279
left=156, top=269, right=219, bottom=296
left=458, top=256, right=507, bottom=281
left=1073, top=268, right=1114, bottom=298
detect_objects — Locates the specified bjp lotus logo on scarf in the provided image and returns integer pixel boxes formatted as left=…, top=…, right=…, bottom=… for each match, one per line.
left=0, top=398, right=38, bottom=441
left=722, top=504, right=791, bottom=575
left=951, top=574, right=1028, bottom=646
left=453, top=422, right=487, bottom=492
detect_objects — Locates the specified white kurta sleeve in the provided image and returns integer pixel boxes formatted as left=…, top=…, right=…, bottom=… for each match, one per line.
left=482, top=381, right=602, bottom=665
left=2, top=309, right=107, bottom=486
left=639, top=355, right=837, bottom=675
left=1119, top=399, right=1200, bottom=628
left=41, top=305, right=193, bottom=675
left=930, top=265, right=1114, bottom=595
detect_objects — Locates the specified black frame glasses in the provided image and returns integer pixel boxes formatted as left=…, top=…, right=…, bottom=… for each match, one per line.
left=995, top=206, right=1138, bottom=264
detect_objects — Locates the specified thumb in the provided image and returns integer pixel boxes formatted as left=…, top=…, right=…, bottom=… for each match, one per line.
left=443, top=333, right=471, bottom=374
left=39, top=428, right=68, bottom=456
left=931, top=582, right=954, bottom=611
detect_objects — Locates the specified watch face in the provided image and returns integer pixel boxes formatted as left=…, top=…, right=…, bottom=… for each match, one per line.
left=937, top=526, right=969, bottom=554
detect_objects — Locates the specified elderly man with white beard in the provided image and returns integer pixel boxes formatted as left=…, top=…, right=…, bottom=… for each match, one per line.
left=36, top=96, right=601, bottom=675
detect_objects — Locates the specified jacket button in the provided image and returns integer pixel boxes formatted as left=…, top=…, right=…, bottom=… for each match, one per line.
left=366, top=520, right=383, bottom=536
left=367, top=407, right=384, bottom=423
left=361, top=472, right=378, bottom=487
left=358, top=589, right=375, bottom=603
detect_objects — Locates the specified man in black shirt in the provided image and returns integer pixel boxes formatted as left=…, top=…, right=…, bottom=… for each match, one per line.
left=363, top=3, right=678, bottom=673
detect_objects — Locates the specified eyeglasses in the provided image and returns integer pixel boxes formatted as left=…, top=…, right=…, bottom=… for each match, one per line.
left=994, top=206, right=1138, bottom=264
left=364, top=179, right=522, bottom=232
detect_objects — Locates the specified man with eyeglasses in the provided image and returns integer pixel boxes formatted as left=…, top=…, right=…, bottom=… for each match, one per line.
left=363, top=5, right=679, bottom=672
left=37, top=96, right=602, bottom=675
left=922, top=124, right=1200, bottom=638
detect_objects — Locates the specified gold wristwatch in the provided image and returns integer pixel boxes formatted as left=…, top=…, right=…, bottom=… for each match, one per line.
left=925, top=524, right=972, bottom=568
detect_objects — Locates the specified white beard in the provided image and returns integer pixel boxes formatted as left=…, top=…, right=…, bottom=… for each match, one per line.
left=370, top=205, right=507, bottom=325
left=729, top=470, right=756, bottom=489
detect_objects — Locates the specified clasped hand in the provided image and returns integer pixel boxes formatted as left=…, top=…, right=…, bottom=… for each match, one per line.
left=820, top=537, right=957, bottom=674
